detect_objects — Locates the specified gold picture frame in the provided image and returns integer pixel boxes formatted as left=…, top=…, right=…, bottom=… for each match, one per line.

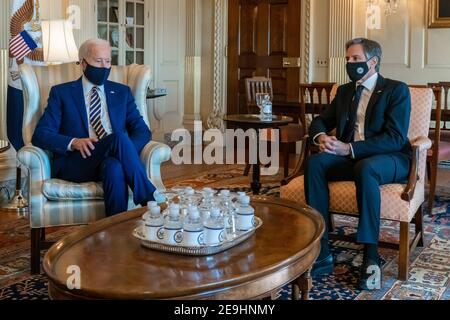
left=428, top=0, right=450, bottom=28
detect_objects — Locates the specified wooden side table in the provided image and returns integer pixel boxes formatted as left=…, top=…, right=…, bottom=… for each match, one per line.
left=224, top=114, right=293, bottom=194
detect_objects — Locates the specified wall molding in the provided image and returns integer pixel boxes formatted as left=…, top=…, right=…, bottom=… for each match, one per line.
left=303, top=0, right=311, bottom=83
left=207, top=0, right=227, bottom=131
left=328, top=0, right=353, bottom=84
left=0, top=0, right=10, bottom=49
left=0, top=1, right=11, bottom=141
left=424, top=28, right=450, bottom=69
left=0, top=50, right=8, bottom=141
left=183, top=0, right=202, bottom=131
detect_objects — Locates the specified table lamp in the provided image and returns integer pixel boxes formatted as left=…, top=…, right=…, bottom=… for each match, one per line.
left=41, top=19, right=78, bottom=64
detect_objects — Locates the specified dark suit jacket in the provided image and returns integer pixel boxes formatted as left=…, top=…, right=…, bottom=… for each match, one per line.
left=309, top=74, right=411, bottom=161
left=32, top=78, right=151, bottom=175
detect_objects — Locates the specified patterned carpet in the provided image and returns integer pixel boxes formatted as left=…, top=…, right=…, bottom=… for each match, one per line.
left=0, top=165, right=449, bottom=300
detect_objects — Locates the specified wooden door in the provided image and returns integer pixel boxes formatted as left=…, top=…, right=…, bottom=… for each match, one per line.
left=227, top=0, right=301, bottom=115
left=148, top=0, right=186, bottom=138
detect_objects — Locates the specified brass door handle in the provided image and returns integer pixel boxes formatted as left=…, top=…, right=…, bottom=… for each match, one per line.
left=283, top=57, right=301, bottom=68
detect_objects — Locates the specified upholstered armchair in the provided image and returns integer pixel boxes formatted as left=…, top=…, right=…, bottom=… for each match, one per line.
left=18, top=63, right=171, bottom=274
left=281, top=87, right=433, bottom=281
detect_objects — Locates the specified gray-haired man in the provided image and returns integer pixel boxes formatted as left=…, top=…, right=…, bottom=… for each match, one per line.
left=32, top=39, right=164, bottom=216
left=305, top=38, right=411, bottom=290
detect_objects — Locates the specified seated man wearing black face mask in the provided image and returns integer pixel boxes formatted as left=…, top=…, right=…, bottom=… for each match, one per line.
left=32, top=38, right=164, bottom=216
left=305, top=38, right=411, bottom=290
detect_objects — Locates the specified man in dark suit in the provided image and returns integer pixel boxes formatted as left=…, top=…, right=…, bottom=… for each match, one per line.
left=305, top=38, right=411, bottom=290
left=32, top=39, right=163, bottom=216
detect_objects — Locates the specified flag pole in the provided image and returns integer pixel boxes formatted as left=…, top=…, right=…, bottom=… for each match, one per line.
left=0, top=46, right=28, bottom=214
left=2, top=165, right=28, bottom=213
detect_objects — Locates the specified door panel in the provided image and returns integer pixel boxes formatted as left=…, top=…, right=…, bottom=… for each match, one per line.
left=148, top=0, right=185, bottom=138
left=228, top=0, right=301, bottom=115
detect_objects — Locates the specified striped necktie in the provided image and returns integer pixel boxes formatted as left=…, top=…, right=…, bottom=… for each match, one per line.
left=89, top=86, right=107, bottom=139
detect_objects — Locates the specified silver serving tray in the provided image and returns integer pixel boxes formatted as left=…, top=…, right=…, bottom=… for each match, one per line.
left=132, top=217, right=262, bottom=256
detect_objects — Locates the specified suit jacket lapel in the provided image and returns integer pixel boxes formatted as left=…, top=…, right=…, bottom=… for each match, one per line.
left=104, top=81, right=117, bottom=131
left=364, top=75, right=386, bottom=132
left=71, top=78, right=89, bottom=136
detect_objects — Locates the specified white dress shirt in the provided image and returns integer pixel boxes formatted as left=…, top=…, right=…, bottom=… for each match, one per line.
left=67, top=76, right=113, bottom=150
left=353, top=72, right=378, bottom=142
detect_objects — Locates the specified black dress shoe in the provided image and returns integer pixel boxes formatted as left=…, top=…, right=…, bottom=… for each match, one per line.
left=311, top=253, right=334, bottom=277
left=359, top=259, right=382, bottom=290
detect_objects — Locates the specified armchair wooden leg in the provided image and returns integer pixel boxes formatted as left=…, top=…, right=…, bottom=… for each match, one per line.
left=31, top=228, right=43, bottom=275
left=398, top=222, right=410, bottom=281
left=428, top=161, right=437, bottom=212
left=415, top=206, right=424, bottom=247
left=243, top=164, right=251, bottom=176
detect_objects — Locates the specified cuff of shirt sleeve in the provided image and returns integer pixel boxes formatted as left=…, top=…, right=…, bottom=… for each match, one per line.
left=349, top=143, right=355, bottom=159
left=67, top=138, right=76, bottom=151
left=312, top=132, right=326, bottom=146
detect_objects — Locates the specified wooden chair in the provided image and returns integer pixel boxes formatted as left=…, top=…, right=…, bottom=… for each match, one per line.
left=438, top=82, right=450, bottom=133
left=300, top=82, right=338, bottom=154
left=244, top=79, right=337, bottom=178
left=281, top=82, right=337, bottom=185
left=244, top=77, right=304, bottom=178
left=280, top=87, right=433, bottom=280
left=427, top=81, right=450, bottom=210
left=245, top=77, right=274, bottom=114
left=410, top=84, right=444, bottom=211
left=243, top=77, right=273, bottom=176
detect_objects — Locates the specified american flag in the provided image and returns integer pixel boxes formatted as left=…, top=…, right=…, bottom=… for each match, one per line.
left=9, top=30, right=37, bottom=61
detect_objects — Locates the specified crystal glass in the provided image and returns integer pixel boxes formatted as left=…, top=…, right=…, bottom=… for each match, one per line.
left=261, top=94, right=272, bottom=120
left=255, top=93, right=267, bottom=113
left=162, top=191, right=176, bottom=207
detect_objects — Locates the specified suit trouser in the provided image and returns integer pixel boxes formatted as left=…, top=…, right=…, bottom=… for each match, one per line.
left=57, top=132, right=156, bottom=216
left=304, top=152, right=410, bottom=244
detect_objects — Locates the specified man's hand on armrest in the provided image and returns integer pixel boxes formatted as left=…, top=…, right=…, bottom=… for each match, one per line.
left=70, top=138, right=98, bottom=159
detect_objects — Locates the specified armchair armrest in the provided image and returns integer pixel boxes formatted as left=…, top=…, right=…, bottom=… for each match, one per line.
left=409, top=136, right=432, bottom=151
left=140, top=141, right=171, bottom=192
left=401, top=136, right=432, bottom=201
left=18, top=146, right=51, bottom=181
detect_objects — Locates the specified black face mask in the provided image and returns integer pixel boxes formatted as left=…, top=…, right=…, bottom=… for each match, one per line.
left=346, top=59, right=371, bottom=82
left=83, top=59, right=111, bottom=86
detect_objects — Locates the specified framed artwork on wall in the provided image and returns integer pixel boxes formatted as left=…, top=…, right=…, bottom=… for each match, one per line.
left=428, top=0, right=450, bottom=28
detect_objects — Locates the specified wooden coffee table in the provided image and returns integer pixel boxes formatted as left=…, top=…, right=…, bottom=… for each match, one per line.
left=43, top=197, right=324, bottom=300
